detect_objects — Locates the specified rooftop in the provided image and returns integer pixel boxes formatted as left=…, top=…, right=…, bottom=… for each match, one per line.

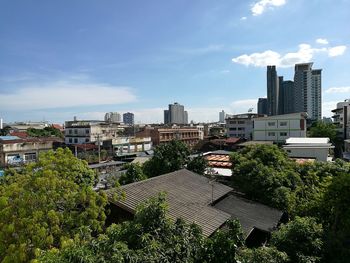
left=106, top=169, right=233, bottom=237
left=285, top=137, right=330, bottom=144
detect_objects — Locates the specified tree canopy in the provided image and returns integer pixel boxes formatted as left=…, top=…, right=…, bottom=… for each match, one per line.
left=309, top=121, right=337, bottom=142
left=119, top=163, right=147, bottom=185
left=0, top=148, right=107, bottom=262
left=27, top=126, right=63, bottom=138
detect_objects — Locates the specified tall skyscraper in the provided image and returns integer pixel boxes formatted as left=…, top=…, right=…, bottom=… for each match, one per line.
left=105, top=112, right=121, bottom=123
left=164, top=102, right=188, bottom=124
left=257, top=98, right=268, bottom=115
left=267, top=65, right=279, bottom=116
left=219, top=110, right=226, bottom=123
left=294, top=63, right=322, bottom=120
left=123, top=112, right=134, bottom=125
left=281, top=80, right=295, bottom=114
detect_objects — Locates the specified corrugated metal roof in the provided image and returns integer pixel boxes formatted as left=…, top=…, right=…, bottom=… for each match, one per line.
left=285, top=137, right=330, bottom=144
left=0, top=136, right=21, bottom=141
left=214, top=194, right=283, bottom=235
left=106, top=169, right=232, bottom=237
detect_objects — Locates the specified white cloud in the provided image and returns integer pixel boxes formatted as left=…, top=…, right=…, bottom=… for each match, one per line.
left=325, top=86, right=350, bottom=94
left=251, top=0, right=286, bottom=16
left=241, top=16, right=247, bottom=20
left=230, top=99, right=258, bottom=113
left=232, top=42, right=346, bottom=68
left=0, top=81, right=137, bottom=111
left=316, top=38, right=329, bottom=45
left=328, top=45, right=347, bottom=57
left=322, top=101, right=338, bottom=117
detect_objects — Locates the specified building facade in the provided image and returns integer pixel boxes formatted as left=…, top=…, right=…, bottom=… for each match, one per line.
left=219, top=110, right=226, bottom=123
left=280, top=80, right=295, bottom=115
left=257, top=98, right=268, bottom=115
left=111, top=137, right=152, bottom=155
left=65, top=120, right=123, bottom=145
left=226, top=113, right=263, bottom=139
left=267, top=65, right=279, bottom=116
left=105, top=112, right=121, bottom=123
left=0, top=136, right=55, bottom=167
left=253, top=112, right=307, bottom=142
left=164, top=102, right=188, bottom=125
left=332, top=99, right=350, bottom=139
left=123, top=112, right=134, bottom=125
left=294, top=63, right=322, bottom=121
left=137, top=127, right=200, bottom=148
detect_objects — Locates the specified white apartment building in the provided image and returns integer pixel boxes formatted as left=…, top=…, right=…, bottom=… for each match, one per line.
left=283, top=137, right=334, bottom=162
left=332, top=99, right=350, bottom=139
left=226, top=113, right=262, bottom=139
left=253, top=112, right=307, bottom=142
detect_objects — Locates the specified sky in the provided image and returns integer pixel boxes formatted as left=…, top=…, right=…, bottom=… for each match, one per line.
left=0, top=0, right=349, bottom=124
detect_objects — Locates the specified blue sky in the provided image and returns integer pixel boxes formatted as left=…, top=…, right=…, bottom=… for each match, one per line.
left=0, top=0, right=349, bottom=124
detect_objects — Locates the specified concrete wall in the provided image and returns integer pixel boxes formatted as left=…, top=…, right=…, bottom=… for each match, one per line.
left=284, top=147, right=330, bottom=162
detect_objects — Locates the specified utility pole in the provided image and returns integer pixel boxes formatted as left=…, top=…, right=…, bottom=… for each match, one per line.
left=97, top=134, right=101, bottom=163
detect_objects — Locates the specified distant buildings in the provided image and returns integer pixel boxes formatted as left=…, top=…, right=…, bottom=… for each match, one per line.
left=137, top=126, right=200, bottom=148
left=294, top=63, right=322, bottom=121
left=65, top=120, right=123, bottom=145
left=332, top=99, right=350, bottom=139
left=123, top=112, right=134, bottom=125
left=226, top=113, right=263, bottom=139
left=252, top=112, right=307, bottom=142
left=257, top=98, right=268, bottom=115
left=164, top=102, right=188, bottom=125
left=105, top=112, right=121, bottom=123
left=264, top=62, right=322, bottom=121
left=267, top=66, right=279, bottom=116
left=219, top=110, right=226, bottom=123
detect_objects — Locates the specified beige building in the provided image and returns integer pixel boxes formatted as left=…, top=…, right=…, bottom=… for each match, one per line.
left=111, top=137, right=152, bottom=155
left=0, top=136, right=55, bottom=167
left=137, top=126, right=200, bottom=148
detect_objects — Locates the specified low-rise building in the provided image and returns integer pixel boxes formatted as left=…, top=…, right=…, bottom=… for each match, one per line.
left=110, top=137, right=152, bottom=155
left=332, top=99, right=350, bottom=139
left=65, top=120, right=124, bottom=145
left=136, top=126, right=200, bottom=148
left=226, top=113, right=263, bottom=139
left=253, top=112, right=307, bottom=142
left=0, top=136, right=56, bottom=167
left=283, top=137, right=334, bottom=162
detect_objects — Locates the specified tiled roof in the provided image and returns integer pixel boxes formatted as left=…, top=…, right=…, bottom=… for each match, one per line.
left=106, top=169, right=233, bottom=237
left=214, top=194, right=283, bottom=235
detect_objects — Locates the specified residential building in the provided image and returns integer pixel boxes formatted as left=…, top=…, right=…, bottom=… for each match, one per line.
left=294, top=63, right=322, bottom=121
left=106, top=169, right=285, bottom=244
left=123, top=112, right=134, bottom=125
left=332, top=99, right=350, bottom=139
left=279, top=80, right=295, bottom=115
left=0, top=136, right=56, bottom=167
left=65, top=120, right=123, bottom=145
left=5, top=121, right=49, bottom=131
left=136, top=126, right=200, bottom=148
left=164, top=102, right=188, bottom=125
left=219, top=110, right=226, bottom=123
left=226, top=113, right=263, bottom=139
left=267, top=65, right=279, bottom=116
left=283, top=137, right=334, bottom=162
left=253, top=112, right=307, bottom=142
left=257, top=98, right=268, bottom=115
left=110, top=137, right=152, bottom=156
left=105, top=112, right=121, bottom=123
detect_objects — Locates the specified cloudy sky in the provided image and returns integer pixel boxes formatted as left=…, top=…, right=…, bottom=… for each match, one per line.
left=0, top=0, right=349, bottom=124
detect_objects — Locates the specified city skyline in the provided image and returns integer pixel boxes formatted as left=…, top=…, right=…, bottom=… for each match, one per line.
left=0, top=0, right=349, bottom=123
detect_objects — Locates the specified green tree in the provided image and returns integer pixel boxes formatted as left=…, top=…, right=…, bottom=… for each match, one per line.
left=271, top=217, right=324, bottom=263
left=238, top=246, right=289, bottom=263
left=119, top=163, right=147, bottom=185
left=309, top=121, right=337, bottom=142
left=143, top=140, right=191, bottom=177
left=187, top=155, right=208, bottom=175
left=0, top=126, right=11, bottom=136
left=0, top=148, right=107, bottom=262
left=321, top=171, right=350, bottom=263
left=27, top=126, right=63, bottom=138
left=230, top=145, right=302, bottom=211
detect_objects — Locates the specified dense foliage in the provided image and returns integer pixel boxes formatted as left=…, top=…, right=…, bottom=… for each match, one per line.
left=309, top=121, right=337, bottom=142
left=119, top=163, right=147, bottom=185
left=0, top=148, right=107, bottom=262
left=187, top=155, right=208, bottom=175
left=231, top=144, right=350, bottom=262
left=27, top=126, right=63, bottom=138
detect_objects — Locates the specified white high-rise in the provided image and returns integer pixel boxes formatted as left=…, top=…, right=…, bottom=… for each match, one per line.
left=105, top=112, right=121, bottom=123
left=294, top=63, right=322, bottom=121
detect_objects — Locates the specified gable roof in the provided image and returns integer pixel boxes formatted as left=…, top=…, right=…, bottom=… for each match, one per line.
left=214, top=194, right=283, bottom=235
left=106, top=169, right=233, bottom=237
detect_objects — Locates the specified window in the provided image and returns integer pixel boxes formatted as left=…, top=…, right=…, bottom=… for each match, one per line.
left=230, top=121, right=236, bottom=124
left=268, top=122, right=275, bottom=126
left=85, top=129, right=90, bottom=134
left=85, top=138, right=90, bottom=143
left=238, top=127, right=245, bottom=131
left=74, top=138, right=78, bottom=143
left=69, top=129, right=72, bottom=134
left=229, top=128, right=237, bottom=131
left=268, top=132, right=275, bottom=136
left=280, top=132, right=288, bottom=136
left=74, top=129, right=78, bottom=134
left=280, top=121, right=287, bottom=126
left=24, top=153, right=37, bottom=162
left=69, top=138, right=72, bottom=143
left=238, top=121, right=245, bottom=124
